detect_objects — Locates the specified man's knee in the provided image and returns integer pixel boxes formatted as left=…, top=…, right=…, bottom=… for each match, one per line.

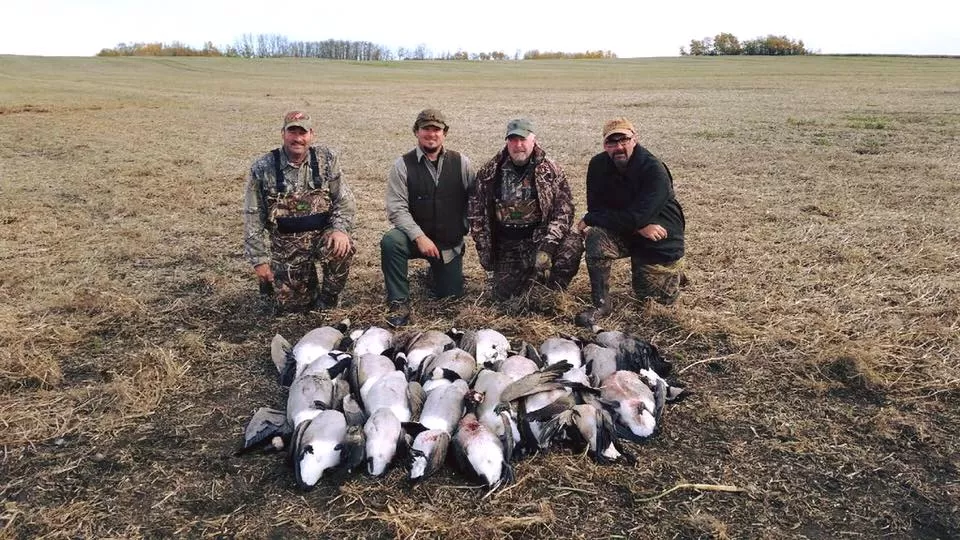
left=633, top=260, right=684, bottom=304
left=380, top=228, right=408, bottom=257
left=584, top=226, right=616, bottom=259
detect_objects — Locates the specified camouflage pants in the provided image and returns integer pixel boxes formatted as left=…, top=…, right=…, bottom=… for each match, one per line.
left=492, top=230, right=583, bottom=300
left=269, top=228, right=355, bottom=308
left=584, top=226, right=684, bottom=305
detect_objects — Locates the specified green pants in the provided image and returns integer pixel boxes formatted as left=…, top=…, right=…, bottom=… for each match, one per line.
left=380, top=228, right=464, bottom=302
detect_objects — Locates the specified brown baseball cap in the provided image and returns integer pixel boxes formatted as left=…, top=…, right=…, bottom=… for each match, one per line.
left=414, top=108, right=448, bottom=131
left=602, top=117, right=636, bottom=141
left=282, top=111, right=313, bottom=131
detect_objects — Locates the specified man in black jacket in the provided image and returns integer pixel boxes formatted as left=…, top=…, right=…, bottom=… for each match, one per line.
left=574, top=118, right=685, bottom=327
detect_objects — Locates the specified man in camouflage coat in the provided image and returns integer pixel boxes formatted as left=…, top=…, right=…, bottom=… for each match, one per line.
left=243, top=111, right=356, bottom=314
left=469, top=118, right=583, bottom=301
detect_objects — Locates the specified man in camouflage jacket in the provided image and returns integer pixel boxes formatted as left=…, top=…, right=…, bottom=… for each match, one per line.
left=469, top=118, right=583, bottom=300
left=243, top=111, right=356, bottom=314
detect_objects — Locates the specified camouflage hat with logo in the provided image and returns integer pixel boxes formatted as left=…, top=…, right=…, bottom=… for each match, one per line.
left=414, top=108, right=448, bottom=131
left=602, top=117, right=636, bottom=141
left=282, top=111, right=314, bottom=131
left=505, top=118, right=535, bottom=138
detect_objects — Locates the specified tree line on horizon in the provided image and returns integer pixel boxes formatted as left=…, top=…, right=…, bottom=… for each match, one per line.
left=96, top=34, right=616, bottom=61
left=681, top=33, right=810, bottom=56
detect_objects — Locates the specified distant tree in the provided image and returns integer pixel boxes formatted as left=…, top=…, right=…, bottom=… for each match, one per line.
left=523, top=49, right=616, bottom=60
left=202, top=41, right=221, bottom=56
left=742, top=34, right=809, bottom=55
left=411, top=43, right=430, bottom=60
left=713, top=33, right=741, bottom=55
left=686, top=37, right=713, bottom=56
left=683, top=33, right=809, bottom=56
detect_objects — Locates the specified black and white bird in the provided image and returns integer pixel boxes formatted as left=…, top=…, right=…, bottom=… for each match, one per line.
left=452, top=390, right=514, bottom=494
left=291, top=408, right=348, bottom=490
left=272, top=319, right=351, bottom=386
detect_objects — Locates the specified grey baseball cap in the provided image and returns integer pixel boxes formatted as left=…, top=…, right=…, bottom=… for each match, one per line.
left=506, top=117, right=535, bottom=138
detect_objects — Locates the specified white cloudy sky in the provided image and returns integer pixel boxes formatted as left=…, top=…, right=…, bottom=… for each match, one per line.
left=3, top=0, right=958, bottom=57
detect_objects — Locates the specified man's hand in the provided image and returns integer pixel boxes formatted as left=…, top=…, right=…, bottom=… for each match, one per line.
left=637, top=224, right=668, bottom=242
left=534, top=251, right=552, bottom=281
left=325, top=230, right=352, bottom=259
left=254, top=263, right=274, bottom=283
left=576, top=219, right=589, bottom=233
left=414, top=235, right=440, bottom=259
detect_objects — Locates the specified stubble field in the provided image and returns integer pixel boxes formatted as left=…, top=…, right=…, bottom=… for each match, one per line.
left=0, top=54, right=958, bottom=538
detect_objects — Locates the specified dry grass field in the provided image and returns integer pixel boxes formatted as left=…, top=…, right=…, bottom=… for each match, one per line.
left=1, top=54, right=958, bottom=538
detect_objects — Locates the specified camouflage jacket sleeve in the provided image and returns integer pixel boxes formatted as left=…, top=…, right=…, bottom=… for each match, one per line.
left=469, top=152, right=502, bottom=271
left=534, top=154, right=574, bottom=257
left=243, top=159, right=271, bottom=267
left=321, top=146, right=356, bottom=233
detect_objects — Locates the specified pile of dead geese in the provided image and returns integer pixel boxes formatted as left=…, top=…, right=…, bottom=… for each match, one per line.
left=238, top=319, right=689, bottom=494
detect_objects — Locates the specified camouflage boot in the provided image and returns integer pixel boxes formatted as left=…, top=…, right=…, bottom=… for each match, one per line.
left=575, top=264, right=612, bottom=328
left=307, top=290, right=339, bottom=312
left=258, top=280, right=283, bottom=317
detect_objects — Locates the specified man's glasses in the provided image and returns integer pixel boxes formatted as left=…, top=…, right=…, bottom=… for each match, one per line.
left=604, top=137, right=633, bottom=148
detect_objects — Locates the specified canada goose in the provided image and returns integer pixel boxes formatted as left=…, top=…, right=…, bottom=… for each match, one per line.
left=291, top=409, right=347, bottom=490
left=418, top=378, right=469, bottom=433
left=405, top=378, right=469, bottom=482
left=350, top=353, right=397, bottom=401
left=272, top=319, right=351, bottom=386
left=237, top=406, right=290, bottom=455
left=584, top=340, right=688, bottom=403
left=364, top=408, right=405, bottom=476
left=349, top=326, right=395, bottom=357
left=452, top=391, right=514, bottom=493
left=396, top=330, right=455, bottom=378
left=450, top=328, right=510, bottom=369
left=421, top=367, right=463, bottom=394
left=286, top=353, right=352, bottom=428
left=471, top=369, right=522, bottom=457
left=407, top=427, right=450, bottom=482
left=540, top=403, right=634, bottom=465
left=582, top=343, right=618, bottom=386
left=496, top=355, right=539, bottom=381
left=593, top=330, right=672, bottom=377
left=539, top=336, right=583, bottom=369
left=360, top=369, right=425, bottom=424
left=418, top=348, right=477, bottom=386
left=497, top=361, right=575, bottom=455
left=599, top=370, right=667, bottom=441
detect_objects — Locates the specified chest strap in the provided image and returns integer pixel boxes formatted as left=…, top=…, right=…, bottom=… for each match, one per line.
left=271, top=147, right=321, bottom=194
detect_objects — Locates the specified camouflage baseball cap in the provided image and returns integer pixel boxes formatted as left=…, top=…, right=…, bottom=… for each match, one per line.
left=505, top=118, right=535, bottom=138
left=602, top=117, right=636, bottom=141
left=414, top=108, right=448, bottom=131
left=282, top=111, right=313, bottom=131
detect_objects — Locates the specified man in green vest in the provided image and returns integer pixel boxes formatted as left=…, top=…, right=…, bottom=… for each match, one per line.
left=380, top=109, right=476, bottom=327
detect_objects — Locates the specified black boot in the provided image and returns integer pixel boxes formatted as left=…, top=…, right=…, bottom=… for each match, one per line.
left=575, top=264, right=612, bottom=328
left=308, top=291, right=339, bottom=312
left=386, top=300, right=411, bottom=328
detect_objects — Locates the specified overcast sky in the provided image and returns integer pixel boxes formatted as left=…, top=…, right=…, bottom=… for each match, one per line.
left=3, top=0, right=958, bottom=57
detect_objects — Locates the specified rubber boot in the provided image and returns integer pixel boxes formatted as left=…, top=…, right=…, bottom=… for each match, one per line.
left=575, top=264, right=612, bottom=328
